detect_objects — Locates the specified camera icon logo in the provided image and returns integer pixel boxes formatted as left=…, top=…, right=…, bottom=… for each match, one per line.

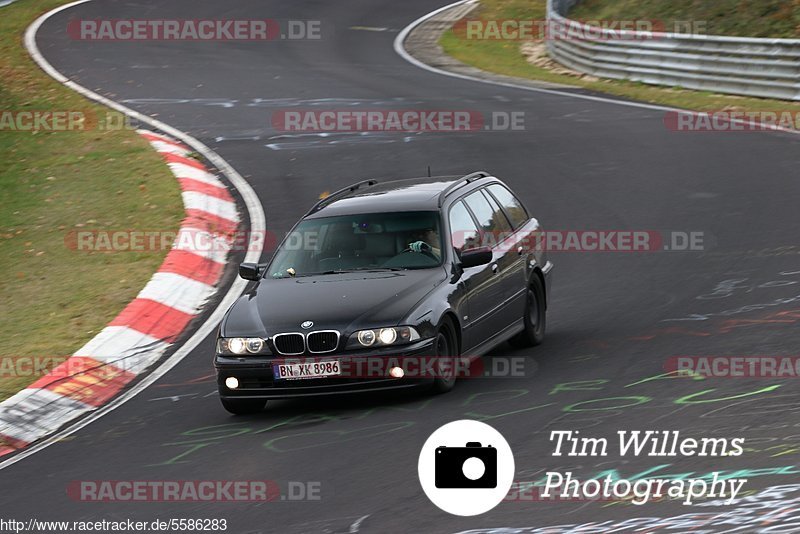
left=418, top=420, right=515, bottom=516
left=435, top=442, right=497, bottom=488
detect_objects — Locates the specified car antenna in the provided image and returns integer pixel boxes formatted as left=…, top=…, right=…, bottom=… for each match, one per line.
left=427, top=165, right=431, bottom=177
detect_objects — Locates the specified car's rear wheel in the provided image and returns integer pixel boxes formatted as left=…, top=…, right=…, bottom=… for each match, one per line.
left=221, top=398, right=266, bottom=415
left=431, top=320, right=458, bottom=394
left=510, top=275, right=546, bottom=348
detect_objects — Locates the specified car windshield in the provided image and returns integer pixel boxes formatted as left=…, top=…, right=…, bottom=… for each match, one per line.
left=268, top=211, right=444, bottom=278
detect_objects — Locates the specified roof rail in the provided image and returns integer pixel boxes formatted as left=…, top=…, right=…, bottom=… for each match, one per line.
left=306, top=179, right=379, bottom=215
left=437, top=171, right=490, bottom=207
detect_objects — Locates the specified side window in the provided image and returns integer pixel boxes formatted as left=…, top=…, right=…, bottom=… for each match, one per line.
left=481, top=190, right=513, bottom=232
left=448, top=201, right=481, bottom=253
left=487, top=184, right=528, bottom=229
left=463, top=190, right=512, bottom=236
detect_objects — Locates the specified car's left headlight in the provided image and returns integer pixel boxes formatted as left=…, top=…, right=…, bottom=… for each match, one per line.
left=347, top=326, right=420, bottom=349
left=216, top=337, right=270, bottom=355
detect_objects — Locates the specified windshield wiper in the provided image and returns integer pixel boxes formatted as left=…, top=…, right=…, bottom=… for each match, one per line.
left=282, top=267, right=409, bottom=278
left=352, top=267, right=407, bottom=272
left=317, top=268, right=408, bottom=274
left=285, top=270, right=349, bottom=277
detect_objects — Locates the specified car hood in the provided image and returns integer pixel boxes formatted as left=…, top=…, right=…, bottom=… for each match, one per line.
left=221, top=268, right=448, bottom=337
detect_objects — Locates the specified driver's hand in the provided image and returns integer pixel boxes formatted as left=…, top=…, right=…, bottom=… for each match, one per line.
left=409, top=241, right=431, bottom=253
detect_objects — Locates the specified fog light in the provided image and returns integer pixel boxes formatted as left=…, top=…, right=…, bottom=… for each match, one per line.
left=389, top=366, right=404, bottom=378
left=225, top=376, right=239, bottom=390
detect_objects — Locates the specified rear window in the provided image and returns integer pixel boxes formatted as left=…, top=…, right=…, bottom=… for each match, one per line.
left=487, top=184, right=528, bottom=229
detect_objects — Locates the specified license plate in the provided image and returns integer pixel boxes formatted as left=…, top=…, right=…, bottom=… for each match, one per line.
left=273, top=360, right=341, bottom=380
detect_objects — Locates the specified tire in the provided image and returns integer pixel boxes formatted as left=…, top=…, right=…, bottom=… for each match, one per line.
left=430, top=320, right=458, bottom=394
left=510, top=274, right=546, bottom=348
left=221, top=397, right=266, bottom=415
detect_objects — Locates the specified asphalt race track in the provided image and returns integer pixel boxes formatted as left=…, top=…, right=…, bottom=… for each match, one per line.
left=3, top=0, right=800, bottom=532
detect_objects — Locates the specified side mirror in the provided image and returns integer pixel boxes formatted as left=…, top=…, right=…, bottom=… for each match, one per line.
left=238, top=262, right=263, bottom=281
left=459, top=247, right=493, bottom=268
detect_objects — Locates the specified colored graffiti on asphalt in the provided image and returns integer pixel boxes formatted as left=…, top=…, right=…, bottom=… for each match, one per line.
left=453, top=483, right=800, bottom=533
left=154, top=371, right=784, bottom=462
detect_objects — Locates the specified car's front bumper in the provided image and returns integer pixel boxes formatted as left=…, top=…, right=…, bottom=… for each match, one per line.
left=215, top=338, right=437, bottom=399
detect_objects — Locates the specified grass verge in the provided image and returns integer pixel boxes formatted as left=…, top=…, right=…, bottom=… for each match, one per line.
left=440, top=0, right=800, bottom=114
left=0, top=1, right=184, bottom=402
left=570, top=0, right=799, bottom=39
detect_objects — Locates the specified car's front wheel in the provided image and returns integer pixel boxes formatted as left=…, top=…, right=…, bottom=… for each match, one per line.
left=431, top=320, right=458, bottom=394
left=221, top=397, right=266, bottom=415
left=510, top=275, right=546, bottom=348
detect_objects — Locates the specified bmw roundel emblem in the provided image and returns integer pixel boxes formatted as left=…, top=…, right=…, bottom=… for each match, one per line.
left=301, top=321, right=314, bottom=329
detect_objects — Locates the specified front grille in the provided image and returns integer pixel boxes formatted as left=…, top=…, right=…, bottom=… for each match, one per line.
left=273, top=333, right=305, bottom=355
left=307, top=331, right=339, bottom=353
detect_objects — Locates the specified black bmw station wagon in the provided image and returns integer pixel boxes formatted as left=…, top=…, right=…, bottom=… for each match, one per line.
left=215, top=172, right=553, bottom=414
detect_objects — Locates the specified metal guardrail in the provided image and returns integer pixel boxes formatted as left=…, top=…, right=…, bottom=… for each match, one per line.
left=546, top=0, right=800, bottom=101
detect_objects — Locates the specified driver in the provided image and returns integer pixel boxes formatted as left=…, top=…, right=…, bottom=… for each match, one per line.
left=408, top=228, right=441, bottom=259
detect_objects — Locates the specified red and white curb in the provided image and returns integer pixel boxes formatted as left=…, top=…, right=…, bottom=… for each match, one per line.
left=0, top=130, right=240, bottom=458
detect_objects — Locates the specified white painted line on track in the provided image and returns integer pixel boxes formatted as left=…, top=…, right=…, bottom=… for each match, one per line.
left=349, top=515, right=370, bottom=533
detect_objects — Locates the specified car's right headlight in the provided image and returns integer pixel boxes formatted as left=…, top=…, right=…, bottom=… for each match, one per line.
left=216, top=337, right=270, bottom=355
left=346, top=326, right=420, bottom=349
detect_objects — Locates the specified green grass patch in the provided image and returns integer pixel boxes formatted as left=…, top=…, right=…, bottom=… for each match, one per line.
left=440, top=0, right=800, bottom=113
left=0, top=1, right=184, bottom=401
left=570, top=0, right=800, bottom=39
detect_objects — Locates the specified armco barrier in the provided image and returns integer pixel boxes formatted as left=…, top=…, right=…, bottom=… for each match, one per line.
left=547, top=0, right=800, bottom=101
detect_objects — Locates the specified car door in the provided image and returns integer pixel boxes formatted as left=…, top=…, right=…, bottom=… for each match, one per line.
left=481, top=188, right=527, bottom=322
left=448, top=199, right=505, bottom=352
left=462, top=189, right=524, bottom=332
